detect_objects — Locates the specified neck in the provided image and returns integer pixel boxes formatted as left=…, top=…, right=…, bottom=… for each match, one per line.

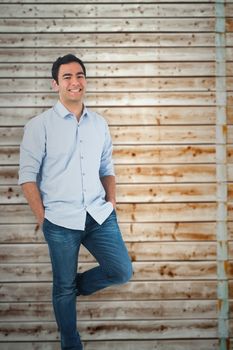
left=60, top=99, right=84, bottom=121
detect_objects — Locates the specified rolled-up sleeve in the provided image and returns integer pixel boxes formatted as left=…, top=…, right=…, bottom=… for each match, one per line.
left=99, top=121, right=115, bottom=178
left=18, top=117, right=46, bottom=185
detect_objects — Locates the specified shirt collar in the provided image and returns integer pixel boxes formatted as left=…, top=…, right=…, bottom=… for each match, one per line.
left=53, top=100, right=89, bottom=120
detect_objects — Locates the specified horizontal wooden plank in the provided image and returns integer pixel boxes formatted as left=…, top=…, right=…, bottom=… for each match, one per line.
left=0, top=300, right=217, bottom=321
left=0, top=145, right=216, bottom=165
left=0, top=18, right=215, bottom=33
left=228, top=222, right=233, bottom=241
left=0, top=203, right=217, bottom=223
left=228, top=241, right=233, bottom=258
left=0, top=125, right=216, bottom=146
left=113, top=145, right=216, bottom=164
left=0, top=261, right=220, bottom=282
left=228, top=145, right=233, bottom=163
left=0, top=48, right=216, bottom=62
left=228, top=126, right=233, bottom=143
left=0, top=4, right=215, bottom=18
left=229, top=165, right=233, bottom=182
left=229, top=204, right=233, bottom=220
left=0, top=77, right=216, bottom=93
left=0, top=33, right=215, bottom=48
left=0, top=281, right=218, bottom=302
left=0, top=164, right=216, bottom=185
left=0, top=106, right=216, bottom=126
left=226, top=3, right=233, bottom=17
left=0, top=319, right=217, bottom=341
left=117, top=183, right=216, bottom=202
left=0, top=340, right=219, bottom=350
left=0, top=92, right=216, bottom=107
left=227, top=18, right=233, bottom=33
left=0, top=222, right=217, bottom=243
left=228, top=107, right=233, bottom=124
left=229, top=183, right=233, bottom=201
left=0, top=242, right=217, bottom=263
left=0, top=183, right=217, bottom=204
left=0, top=62, right=216, bottom=78
left=111, top=125, right=216, bottom=144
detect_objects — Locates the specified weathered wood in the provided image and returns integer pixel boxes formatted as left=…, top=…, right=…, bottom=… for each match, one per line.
left=0, top=18, right=215, bottom=33
left=0, top=4, right=215, bottom=18
left=228, top=106, right=233, bottom=124
left=0, top=91, right=216, bottom=107
left=113, top=145, right=216, bottom=164
left=0, top=203, right=217, bottom=223
left=0, top=183, right=217, bottom=204
left=228, top=164, right=233, bottom=181
left=0, top=300, right=217, bottom=321
left=0, top=164, right=216, bottom=185
left=227, top=18, right=233, bottom=33
left=228, top=126, right=233, bottom=143
left=228, top=183, right=233, bottom=201
left=228, top=222, right=233, bottom=240
left=0, top=222, right=217, bottom=243
left=0, top=339, right=219, bottom=350
left=228, top=204, right=233, bottom=220
left=226, top=3, right=233, bottom=17
left=111, top=125, right=216, bottom=144
left=0, top=33, right=215, bottom=47
left=0, top=48, right=216, bottom=62
left=228, top=145, right=233, bottom=163
left=0, top=319, right=218, bottom=341
left=0, top=125, right=216, bottom=146
left=229, top=242, right=233, bottom=259
left=0, top=145, right=216, bottom=165
left=0, top=242, right=217, bottom=263
left=0, top=281, right=218, bottom=302
left=0, top=106, right=216, bottom=126
left=0, top=62, right=216, bottom=78
left=0, top=261, right=220, bottom=282
left=0, top=77, right=216, bottom=92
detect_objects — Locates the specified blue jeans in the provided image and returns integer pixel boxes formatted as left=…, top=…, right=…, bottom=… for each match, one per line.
left=43, top=210, right=133, bottom=350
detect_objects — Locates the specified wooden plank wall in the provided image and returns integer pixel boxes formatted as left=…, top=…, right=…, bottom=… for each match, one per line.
left=0, top=0, right=232, bottom=349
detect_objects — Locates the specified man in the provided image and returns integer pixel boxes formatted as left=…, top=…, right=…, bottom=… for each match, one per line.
left=18, top=54, right=133, bottom=350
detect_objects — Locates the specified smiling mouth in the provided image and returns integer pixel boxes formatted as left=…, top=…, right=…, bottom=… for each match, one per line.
left=69, top=88, right=82, bottom=92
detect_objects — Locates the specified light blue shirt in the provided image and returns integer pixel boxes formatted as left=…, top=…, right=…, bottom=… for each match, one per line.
left=18, top=100, right=115, bottom=229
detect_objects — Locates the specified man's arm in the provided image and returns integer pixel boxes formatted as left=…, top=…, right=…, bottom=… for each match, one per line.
left=100, top=175, right=116, bottom=209
left=21, top=182, right=44, bottom=225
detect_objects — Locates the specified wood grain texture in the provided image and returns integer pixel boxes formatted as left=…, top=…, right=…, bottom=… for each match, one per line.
left=0, top=280, right=219, bottom=302
left=0, top=0, right=231, bottom=347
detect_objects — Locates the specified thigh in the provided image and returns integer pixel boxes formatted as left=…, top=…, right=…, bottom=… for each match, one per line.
left=83, top=211, right=131, bottom=271
left=43, top=219, right=82, bottom=284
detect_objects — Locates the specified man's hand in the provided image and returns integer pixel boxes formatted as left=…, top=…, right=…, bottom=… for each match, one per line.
left=21, top=182, right=45, bottom=226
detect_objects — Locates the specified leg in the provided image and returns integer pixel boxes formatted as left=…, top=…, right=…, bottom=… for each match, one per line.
left=43, top=219, right=83, bottom=350
left=77, top=210, right=133, bottom=295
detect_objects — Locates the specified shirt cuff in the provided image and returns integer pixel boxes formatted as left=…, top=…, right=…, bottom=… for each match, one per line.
left=18, top=171, right=37, bottom=185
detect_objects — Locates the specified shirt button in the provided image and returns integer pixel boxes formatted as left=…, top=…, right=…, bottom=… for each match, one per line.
left=82, top=173, right=85, bottom=176
left=81, top=156, right=84, bottom=159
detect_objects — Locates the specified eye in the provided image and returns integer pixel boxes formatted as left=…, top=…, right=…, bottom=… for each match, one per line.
left=77, top=74, right=85, bottom=79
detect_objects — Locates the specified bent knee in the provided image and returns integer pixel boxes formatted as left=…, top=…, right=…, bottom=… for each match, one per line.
left=110, top=262, right=133, bottom=284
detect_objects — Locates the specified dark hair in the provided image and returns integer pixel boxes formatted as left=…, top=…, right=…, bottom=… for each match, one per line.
left=52, top=54, right=86, bottom=83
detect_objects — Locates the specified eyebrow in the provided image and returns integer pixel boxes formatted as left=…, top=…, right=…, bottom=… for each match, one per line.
left=62, top=72, right=85, bottom=78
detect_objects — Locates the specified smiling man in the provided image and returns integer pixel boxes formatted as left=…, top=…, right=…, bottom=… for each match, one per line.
left=18, top=54, right=133, bottom=350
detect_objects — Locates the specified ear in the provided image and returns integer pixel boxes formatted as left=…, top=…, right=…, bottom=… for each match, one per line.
left=52, top=80, right=59, bottom=92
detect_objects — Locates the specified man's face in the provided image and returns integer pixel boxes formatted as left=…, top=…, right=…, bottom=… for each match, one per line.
left=53, top=61, right=87, bottom=105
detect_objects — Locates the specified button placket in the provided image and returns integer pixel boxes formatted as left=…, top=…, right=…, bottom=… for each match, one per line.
left=78, top=124, right=87, bottom=206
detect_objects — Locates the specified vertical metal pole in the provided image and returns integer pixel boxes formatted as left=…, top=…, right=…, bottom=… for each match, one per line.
left=215, top=1, right=229, bottom=349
